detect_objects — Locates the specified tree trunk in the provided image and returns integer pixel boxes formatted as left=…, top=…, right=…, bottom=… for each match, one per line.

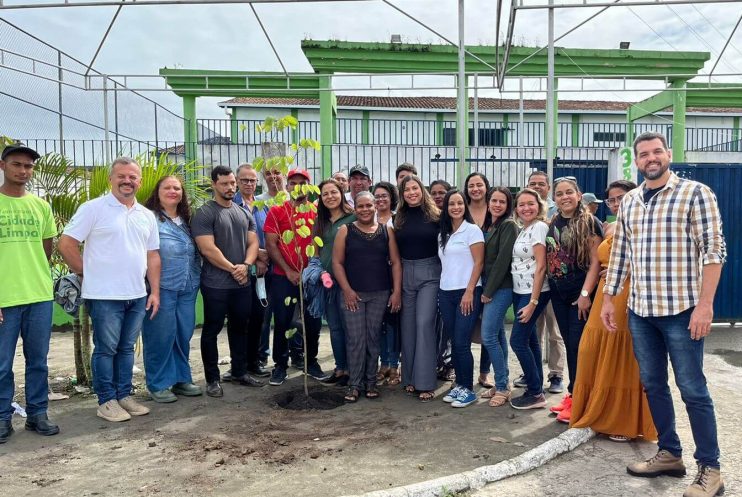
left=72, top=315, right=88, bottom=385
left=77, top=306, right=93, bottom=386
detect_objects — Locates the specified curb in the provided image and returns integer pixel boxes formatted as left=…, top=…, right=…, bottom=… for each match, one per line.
left=343, top=427, right=596, bottom=497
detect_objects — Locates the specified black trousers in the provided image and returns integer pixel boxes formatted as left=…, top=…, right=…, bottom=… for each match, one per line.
left=246, top=276, right=266, bottom=368
left=270, top=274, right=321, bottom=370
left=200, top=285, right=252, bottom=383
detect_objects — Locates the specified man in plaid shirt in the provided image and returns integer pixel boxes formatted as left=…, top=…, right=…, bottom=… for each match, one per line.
left=602, top=132, right=726, bottom=497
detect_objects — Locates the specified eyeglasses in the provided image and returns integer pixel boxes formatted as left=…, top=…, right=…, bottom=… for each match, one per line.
left=374, top=194, right=390, bottom=200
left=239, top=178, right=257, bottom=184
left=605, top=194, right=625, bottom=207
left=554, top=176, right=577, bottom=184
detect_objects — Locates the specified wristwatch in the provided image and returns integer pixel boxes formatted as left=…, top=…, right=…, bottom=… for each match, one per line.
left=530, top=298, right=539, bottom=306
left=580, top=289, right=589, bottom=298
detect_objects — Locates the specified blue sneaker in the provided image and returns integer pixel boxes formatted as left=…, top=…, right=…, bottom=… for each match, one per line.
left=269, top=367, right=287, bottom=386
left=443, top=386, right=462, bottom=403
left=451, top=388, right=477, bottom=408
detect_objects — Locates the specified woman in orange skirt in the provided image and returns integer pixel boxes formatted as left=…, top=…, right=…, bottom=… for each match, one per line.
left=569, top=180, right=657, bottom=442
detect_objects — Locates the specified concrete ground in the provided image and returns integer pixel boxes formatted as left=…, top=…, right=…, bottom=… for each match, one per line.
left=470, top=324, right=742, bottom=497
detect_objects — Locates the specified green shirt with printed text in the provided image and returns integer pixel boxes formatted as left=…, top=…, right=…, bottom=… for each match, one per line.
left=0, top=192, right=57, bottom=307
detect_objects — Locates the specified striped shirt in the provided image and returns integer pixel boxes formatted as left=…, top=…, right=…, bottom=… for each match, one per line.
left=604, top=172, right=726, bottom=317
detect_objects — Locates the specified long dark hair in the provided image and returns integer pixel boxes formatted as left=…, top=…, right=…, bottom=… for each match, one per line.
left=482, top=186, right=514, bottom=232
left=463, top=172, right=491, bottom=205
left=395, top=175, right=439, bottom=230
left=372, top=181, right=398, bottom=211
left=313, top=178, right=353, bottom=238
left=552, top=177, right=596, bottom=270
left=439, top=189, right=473, bottom=252
left=145, top=175, right=191, bottom=224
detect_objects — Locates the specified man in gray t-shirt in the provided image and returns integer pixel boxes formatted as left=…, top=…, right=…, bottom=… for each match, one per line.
left=192, top=200, right=257, bottom=289
left=191, top=166, right=260, bottom=397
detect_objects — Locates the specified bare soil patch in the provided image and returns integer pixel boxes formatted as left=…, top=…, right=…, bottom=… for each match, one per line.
left=1, top=328, right=567, bottom=497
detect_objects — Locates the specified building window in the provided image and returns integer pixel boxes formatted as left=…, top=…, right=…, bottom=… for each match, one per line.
left=593, top=131, right=626, bottom=143
left=443, top=128, right=507, bottom=146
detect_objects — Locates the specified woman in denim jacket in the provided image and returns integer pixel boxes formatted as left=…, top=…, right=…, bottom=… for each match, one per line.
left=142, top=176, right=203, bottom=403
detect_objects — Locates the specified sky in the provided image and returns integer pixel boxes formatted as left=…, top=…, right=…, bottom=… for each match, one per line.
left=1, top=0, right=741, bottom=128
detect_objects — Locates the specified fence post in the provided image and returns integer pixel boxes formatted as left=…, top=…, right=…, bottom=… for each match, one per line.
left=733, top=116, right=740, bottom=152
left=103, top=76, right=111, bottom=165
left=183, top=95, right=198, bottom=164
left=319, top=75, right=336, bottom=179
left=671, top=80, right=686, bottom=162
left=57, top=50, right=64, bottom=155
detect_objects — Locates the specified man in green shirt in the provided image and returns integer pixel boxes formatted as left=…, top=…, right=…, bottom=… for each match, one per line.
left=0, top=144, right=60, bottom=443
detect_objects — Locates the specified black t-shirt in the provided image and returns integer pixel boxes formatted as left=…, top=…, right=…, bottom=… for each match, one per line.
left=394, top=206, right=439, bottom=260
left=643, top=186, right=664, bottom=205
left=546, top=213, right=603, bottom=281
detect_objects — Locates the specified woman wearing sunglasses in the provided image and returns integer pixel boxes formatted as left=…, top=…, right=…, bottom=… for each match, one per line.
left=545, top=176, right=603, bottom=423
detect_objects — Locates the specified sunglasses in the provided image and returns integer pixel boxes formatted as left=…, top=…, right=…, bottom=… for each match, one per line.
left=554, top=176, right=577, bottom=184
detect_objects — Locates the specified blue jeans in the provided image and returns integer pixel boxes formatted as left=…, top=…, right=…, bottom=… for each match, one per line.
left=141, top=286, right=198, bottom=392
left=0, top=300, right=53, bottom=421
left=550, top=286, right=588, bottom=394
left=480, top=288, right=513, bottom=391
left=437, top=287, right=483, bottom=391
left=629, top=308, right=720, bottom=468
left=325, top=286, right=348, bottom=371
left=509, top=292, right=551, bottom=396
left=380, top=314, right=399, bottom=368
left=88, top=298, right=147, bottom=405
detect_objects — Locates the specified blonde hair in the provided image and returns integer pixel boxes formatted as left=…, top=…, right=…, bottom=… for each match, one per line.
left=553, top=178, right=597, bottom=269
left=514, top=188, right=547, bottom=223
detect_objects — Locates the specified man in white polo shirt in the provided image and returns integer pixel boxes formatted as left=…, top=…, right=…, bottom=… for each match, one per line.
left=59, top=157, right=161, bottom=423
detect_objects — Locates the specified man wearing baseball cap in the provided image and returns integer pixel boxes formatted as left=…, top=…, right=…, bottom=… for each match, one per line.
left=345, top=164, right=372, bottom=208
left=263, top=169, right=329, bottom=385
left=582, top=193, right=603, bottom=216
left=0, top=144, right=60, bottom=441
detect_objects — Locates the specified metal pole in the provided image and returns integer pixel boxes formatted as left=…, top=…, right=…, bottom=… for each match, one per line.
left=103, top=76, right=111, bottom=165
left=57, top=50, right=64, bottom=155
left=473, top=73, right=479, bottom=147
left=546, top=0, right=555, bottom=181
left=456, top=0, right=466, bottom=188
left=519, top=77, right=524, bottom=149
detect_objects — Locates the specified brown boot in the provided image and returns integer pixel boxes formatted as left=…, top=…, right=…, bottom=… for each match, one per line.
left=683, top=465, right=725, bottom=497
left=627, top=449, right=686, bottom=478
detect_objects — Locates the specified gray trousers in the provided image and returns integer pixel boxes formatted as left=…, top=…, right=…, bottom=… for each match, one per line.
left=342, top=290, right=390, bottom=390
left=400, top=257, right=441, bottom=392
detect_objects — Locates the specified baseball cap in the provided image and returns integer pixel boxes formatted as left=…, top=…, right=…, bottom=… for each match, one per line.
left=349, top=164, right=371, bottom=178
left=1, top=143, right=41, bottom=161
left=582, top=193, right=603, bottom=204
left=287, top=169, right=312, bottom=182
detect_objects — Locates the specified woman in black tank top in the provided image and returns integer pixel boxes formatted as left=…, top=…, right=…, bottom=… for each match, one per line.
left=333, top=192, right=402, bottom=402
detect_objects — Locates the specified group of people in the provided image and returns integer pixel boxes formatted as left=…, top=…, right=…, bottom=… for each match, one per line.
left=0, top=131, right=727, bottom=497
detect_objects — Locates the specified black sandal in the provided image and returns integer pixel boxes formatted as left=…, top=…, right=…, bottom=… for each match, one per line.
left=344, top=387, right=360, bottom=403
left=365, top=388, right=380, bottom=400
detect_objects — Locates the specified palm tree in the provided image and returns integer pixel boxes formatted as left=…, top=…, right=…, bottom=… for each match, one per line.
left=28, top=150, right=208, bottom=386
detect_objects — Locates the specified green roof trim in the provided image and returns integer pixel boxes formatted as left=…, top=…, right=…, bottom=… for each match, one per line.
left=301, top=40, right=710, bottom=80
left=159, top=68, right=321, bottom=97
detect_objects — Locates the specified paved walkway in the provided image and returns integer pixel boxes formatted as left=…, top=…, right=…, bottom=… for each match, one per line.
left=471, top=325, right=742, bottom=497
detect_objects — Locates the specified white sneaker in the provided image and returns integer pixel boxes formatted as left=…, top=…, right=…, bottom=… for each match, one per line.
left=97, top=400, right=132, bottom=422
left=118, top=396, right=150, bottom=416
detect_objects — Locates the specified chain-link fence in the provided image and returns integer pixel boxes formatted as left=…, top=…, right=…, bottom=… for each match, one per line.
left=0, top=18, right=185, bottom=166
